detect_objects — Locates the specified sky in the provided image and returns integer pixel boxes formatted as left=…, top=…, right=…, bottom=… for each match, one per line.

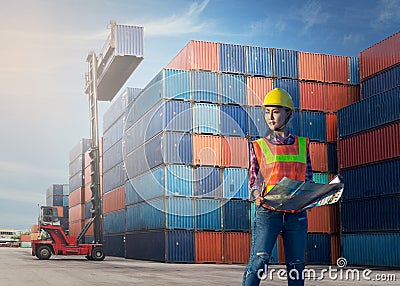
left=0, top=0, right=399, bottom=230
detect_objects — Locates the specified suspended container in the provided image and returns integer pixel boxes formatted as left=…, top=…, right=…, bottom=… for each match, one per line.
left=193, top=103, right=220, bottom=134
left=298, top=52, right=324, bottom=82
left=342, top=233, right=400, bottom=267
left=220, top=73, right=246, bottom=105
left=246, top=76, right=273, bottom=106
left=220, top=105, right=248, bottom=137
left=191, top=70, right=219, bottom=103
left=273, top=48, right=298, bottom=79
left=273, top=78, right=300, bottom=109
left=195, top=198, right=222, bottom=230
left=166, top=40, right=220, bottom=72
left=246, top=46, right=273, bottom=77
left=94, top=23, right=144, bottom=101
left=341, top=159, right=400, bottom=200
left=219, top=43, right=246, bottom=74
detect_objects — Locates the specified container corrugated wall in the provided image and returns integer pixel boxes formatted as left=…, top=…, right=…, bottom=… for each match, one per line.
left=361, top=64, right=400, bottom=99
left=115, top=25, right=144, bottom=56
left=220, top=105, right=248, bottom=136
left=165, top=165, right=194, bottom=197
left=221, top=136, right=249, bottom=168
left=349, top=57, right=360, bottom=85
left=299, top=81, right=325, bottom=111
left=103, top=186, right=125, bottom=214
left=104, top=234, right=125, bottom=257
left=193, top=134, right=221, bottom=166
left=273, top=48, right=298, bottom=79
left=223, top=200, right=250, bottom=231
left=194, top=166, right=222, bottom=197
left=223, top=168, right=248, bottom=199
left=104, top=210, right=126, bottom=234
left=246, top=46, right=273, bottom=77
left=223, top=232, right=251, bottom=264
left=220, top=73, right=246, bottom=105
left=246, top=76, right=273, bottom=106
left=193, top=103, right=220, bottom=134
left=219, top=43, right=246, bottom=74
left=324, top=54, right=349, bottom=84
left=195, top=231, right=223, bottom=263
left=298, top=52, right=324, bottom=82
left=307, top=204, right=339, bottom=234
left=309, top=142, right=328, bottom=172
left=192, top=70, right=219, bottom=103
left=195, top=199, right=222, bottom=230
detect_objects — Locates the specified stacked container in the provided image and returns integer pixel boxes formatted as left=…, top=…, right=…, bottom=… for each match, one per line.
left=102, top=87, right=141, bottom=257
left=45, top=184, right=69, bottom=231
left=68, top=139, right=91, bottom=236
left=338, top=32, right=400, bottom=267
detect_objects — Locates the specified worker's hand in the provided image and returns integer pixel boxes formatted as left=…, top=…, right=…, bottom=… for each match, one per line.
left=255, top=195, right=265, bottom=206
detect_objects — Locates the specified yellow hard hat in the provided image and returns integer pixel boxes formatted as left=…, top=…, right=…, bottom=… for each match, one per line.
left=263, top=88, right=294, bottom=111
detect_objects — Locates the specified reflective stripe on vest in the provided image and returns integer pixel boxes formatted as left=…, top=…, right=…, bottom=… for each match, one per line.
left=252, top=136, right=307, bottom=195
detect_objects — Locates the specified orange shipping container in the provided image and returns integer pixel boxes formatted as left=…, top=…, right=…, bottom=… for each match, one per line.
left=166, top=40, right=220, bottom=72
left=195, top=231, right=223, bottom=263
left=307, top=204, right=339, bottom=234
left=69, top=204, right=84, bottom=222
left=69, top=220, right=84, bottom=236
left=84, top=164, right=91, bottom=187
left=103, top=186, right=126, bottom=214
left=324, top=54, right=349, bottom=84
left=223, top=232, right=251, bottom=264
left=20, top=235, right=31, bottom=242
left=299, top=81, right=325, bottom=111
left=309, top=142, right=328, bottom=172
left=84, top=184, right=92, bottom=203
left=54, top=206, right=64, bottom=218
left=325, top=113, right=337, bottom=142
left=246, top=76, right=273, bottom=106
left=31, top=224, right=38, bottom=233
left=221, top=136, right=249, bottom=168
left=193, top=134, right=222, bottom=166
left=69, top=187, right=84, bottom=207
left=330, top=234, right=341, bottom=265
left=84, top=219, right=94, bottom=236
left=298, top=52, right=324, bottom=82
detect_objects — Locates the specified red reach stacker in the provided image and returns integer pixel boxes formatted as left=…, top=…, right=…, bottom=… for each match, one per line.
left=31, top=206, right=105, bottom=260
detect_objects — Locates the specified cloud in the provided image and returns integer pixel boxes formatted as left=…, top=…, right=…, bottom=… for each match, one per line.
left=373, top=0, right=400, bottom=28
left=299, top=0, right=329, bottom=33
left=342, top=33, right=364, bottom=46
left=249, top=18, right=287, bottom=37
left=137, top=0, right=213, bottom=36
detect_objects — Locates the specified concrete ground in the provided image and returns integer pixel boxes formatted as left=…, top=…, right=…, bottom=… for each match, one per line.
left=1, top=248, right=398, bottom=285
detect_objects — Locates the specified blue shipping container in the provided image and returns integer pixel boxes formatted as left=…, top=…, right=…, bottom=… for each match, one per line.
left=126, top=198, right=165, bottom=231
left=103, top=91, right=126, bottom=133
left=104, top=233, right=125, bottom=257
left=193, top=103, right=220, bottom=134
left=103, top=116, right=124, bottom=152
left=306, top=233, right=331, bottom=264
left=300, top=111, right=326, bottom=142
left=219, top=43, right=246, bottom=74
left=165, top=165, right=194, bottom=197
left=69, top=138, right=91, bottom=163
left=125, top=231, right=166, bottom=261
left=273, top=78, right=300, bottom=109
left=68, top=171, right=84, bottom=192
left=223, top=199, right=250, bottom=231
left=247, top=46, right=273, bottom=77
left=195, top=198, right=222, bottom=230
left=220, top=105, right=248, bottom=137
left=349, top=57, right=360, bottom=85
left=220, top=74, right=246, bottom=105
left=166, top=196, right=194, bottom=230
left=104, top=210, right=126, bottom=234
left=69, top=155, right=84, bottom=178
left=273, top=48, right=299, bottom=79
left=342, top=233, right=400, bottom=267
left=248, top=106, right=268, bottom=138
left=361, top=64, right=400, bottom=99
left=191, top=70, right=219, bottom=103
left=103, top=139, right=123, bottom=173
left=103, top=161, right=126, bottom=194
left=194, top=166, right=223, bottom=198
left=223, top=168, right=248, bottom=199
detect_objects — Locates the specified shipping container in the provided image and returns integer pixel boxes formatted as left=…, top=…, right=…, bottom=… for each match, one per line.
left=312, top=172, right=329, bottom=184
left=342, top=195, right=400, bottom=232
left=324, top=54, right=349, bottom=84
left=84, top=218, right=94, bottom=236
left=103, top=186, right=126, bottom=214
left=246, top=46, right=273, bottom=77
left=195, top=231, right=224, bottom=263
left=68, top=187, right=84, bottom=207
left=223, top=232, right=251, bottom=264
left=104, top=210, right=126, bottom=234
left=306, top=233, right=340, bottom=265
left=104, top=233, right=125, bottom=257
left=307, top=204, right=339, bottom=234
left=166, top=196, right=195, bottom=229
left=220, top=73, right=246, bottom=105
left=193, top=103, right=220, bottom=134
left=69, top=138, right=91, bottom=163
left=298, top=52, right=324, bottom=82
left=359, top=31, right=400, bottom=80
left=102, top=139, right=123, bottom=173
left=325, top=84, right=349, bottom=112
left=220, top=104, right=248, bottom=137
left=325, top=113, right=337, bottom=142
left=166, top=40, right=220, bottom=72
left=103, top=161, right=126, bottom=194
left=46, top=184, right=64, bottom=197
left=309, top=142, right=328, bottom=172
left=341, top=159, right=400, bottom=200
left=195, top=198, right=222, bottom=230
left=191, top=70, right=219, bottom=103
left=342, top=233, right=400, bottom=267
left=248, top=106, right=268, bottom=138
left=219, top=43, right=246, bottom=74
left=299, top=81, right=325, bottom=111
left=123, top=87, right=143, bottom=106
left=68, top=204, right=84, bottom=222
left=84, top=201, right=91, bottom=219
left=348, top=56, right=360, bottom=85
left=246, top=76, right=273, bottom=106
left=103, top=91, right=126, bottom=134
left=273, top=48, right=299, bottom=79
left=45, top=195, right=63, bottom=207
left=273, top=78, right=300, bottom=109
left=300, top=111, right=326, bottom=142
left=338, top=86, right=400, bottom=138
left=327, top=142, right=338, bottom=174
left=221, top=136, right=249, bottom=169
left=193, top=134, right=222, bottom=166
left=194, top=166, right=223, bottom=198
left=69, top=155, right=85, bottom=179
left=103, top=116, right=124, bottom=153
left=223, top=167, right=248, bottom=199
left=223, top=199, right=250, bottom=231
left=68, top=220, right=84, bottom=236
left=165, top=164, right=194, bottom=197
left=361, top=64, right=400, bottom=99
left=338, top=122, right=400, bottom=169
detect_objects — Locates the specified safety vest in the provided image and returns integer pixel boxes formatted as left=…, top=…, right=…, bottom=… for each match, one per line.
left=251, top=136, right=307, bottom=196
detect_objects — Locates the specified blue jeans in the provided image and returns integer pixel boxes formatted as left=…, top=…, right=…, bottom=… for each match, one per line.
left=242, top=206, right=308, bottom=286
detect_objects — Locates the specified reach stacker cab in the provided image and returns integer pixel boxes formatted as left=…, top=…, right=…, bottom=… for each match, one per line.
left=31, top=206, right=105, bottom=261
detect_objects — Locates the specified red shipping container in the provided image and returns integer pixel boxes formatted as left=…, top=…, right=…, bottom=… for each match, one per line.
left=246, top=76, right=273, bottom=106
left=69, top=187, right=84, bottom=207
left=223, top=232, right=251, bottom=264
left=84, top=184, right=92, bottom=203
left=330, top=234, right=340, bottom=265
left=84, top=164, right=91, bottom=186
left=325, top=84, right=348, bottom=112
left=195, top=231, right=223, bottom=263
left=299, top=81, right=325, bottom=111
left=307, top=204, right=339, bottom=234
left=360, top=32, right=400, bottom=80
left=338, top=122, right=400, bottom=169
left=166, top=40, right=220, bottom=72
left=20, top=235, right=31, bottom=242
left=326, top=113, right=337, bottom=142
left=298, top=52, right=324, bottom=82
left=69, top=204, right=84, bottom=222
left=193, top=134, right=222, bottom=166
left=54, top=206, right=64, bottom=218
left=309, top=142, right=328, bottom=172
left=31, top=224, right=39, bottom=233
left=103, top=186, right=126, bottom=214
left=221, top=136, right=249, bottom=168
left=69, top=220, right=84, bottom=236
left=324, top=54, right=349, bottom=84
